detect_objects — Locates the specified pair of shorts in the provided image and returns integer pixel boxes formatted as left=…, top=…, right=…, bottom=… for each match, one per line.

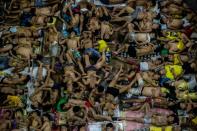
left=140, top=62, right=149, bottom=71
left=71, top=49, right=81, bottom=59
left=128, top=45, right=137, bottom=57
left=138, top=78, right=145, bottom=88
left=49, top=41, right=60, bottom=57
left=0, top=57, right=9, bottom=70
left=100, top=0, right=109, bottom=4
left=85, top=48, right=100, bottom=58
left=188, top=75, right=197, bottom=90
left=144, top=116, right=151, bottom=124
left=129, top=87, right=142, bottom=96
left=35, top=0, right=47, bottom=7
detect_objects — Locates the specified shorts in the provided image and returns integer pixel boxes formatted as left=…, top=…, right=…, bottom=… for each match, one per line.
left=161, top=24, right=167, bottom=30
left=128, top=45, right=137, bottom=57
left=144, top=116, right=151, bottom=124
left=188, top=75, right=197, bottom=90
left=20, top=13, right=34, bottom=26
left=62, top=14, right=71, bottom=23
left=100, top=0, right=109, bottom=4
left=131, top=6, right=142, bottom=20
left=73, top=26, right=80, bottom=36
left=129, top=87, right=142, bottom=96
left=130, top=32, right=135, bottom=41
left=138, top=78, right=145, bottom=87
left=49, top=41, right=60, bottom=57
left=0, top=57, right=9, bottom=70
left=62, top=23, right=69, bottom=38
left=9, top=26, right=17, bottom=33
left=140, top=62, right=149, bottom=71
left=71, top=49, right=81, bottom=60
left=85, top=48, right=100, bottom=58
left=35, top=0, right=47, bottom=7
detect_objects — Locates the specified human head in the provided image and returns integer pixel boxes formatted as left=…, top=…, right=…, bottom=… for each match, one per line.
left=106, top=123, right=114, bottom=131
left=167, top=115, right=175, bottom=123
left=159, top=69, right=166, bottom=75
left=97, top=85, right=105, bottom=93
left=70, top=31, right=76, bottom=38
left=164, top=44, right=170, bottom=49
left=73, top=106, right=81, bottom=113
left=181, top=55, right=189, bottom=62
left=191, top=62, right=197, bottom=71
left=73, top=106, right=83, bottom=117
left=43, top=114, right=50, bottom=122
left=153, top=73, right=160, bottom=80
left=180, top=103, right=187, bottom=109
left=4, top=110, right=12, bottom=118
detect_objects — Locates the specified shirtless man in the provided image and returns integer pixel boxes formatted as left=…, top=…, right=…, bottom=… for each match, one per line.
left=32, top=4, right=58, bottom=16
left=40, top=114, right=51, bottom=131
left=28, top=111, right=42, bottom=131
left=61, top=31, right=85, bottom=74
left=137, top=18, right=159, bottom=32
left=127, top=85, right=168, bottom=98
left=0, top=86, right=24, bottom=95
left=101, top=21, right=113, bottom=41
left=88, top=17, right=101, bottom=34
left=114, top=43, right=155, bottom=57
left=30, top=16, right=57, bottom=27
left=2, top=26, right=43, bottom=38
left=124, top=32, right=155, bottom=44
left=68, top=7, right=81, bottom=36
left=0, top=110, right=12, bottom=131
left=81, top=31, right=100, bottom=59
left=100, top=0, right=125, bottom=5
left=2, top=74, right=29, bottom=85
left=0, top=44, right=13, bottom=53
left=64, top=64, right=81, bottom=94
left=82, top=52, right=106, bottom=88
left=161, top=16, right=183, bottom=30
left=118, top=113, right=176, bottom=126
left=137, top=71, right=160, bottom=87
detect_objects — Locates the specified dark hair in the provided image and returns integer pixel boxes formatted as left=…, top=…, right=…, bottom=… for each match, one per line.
left=163, top=57, right=170, bottom=62
left=73, top=106, right=81, bottom=113
left=73, top=82, right=79, bottom=88
left=15, top=109, right=23, bottom=114
left=30, top=110, right=41, bottom=116
left=97, top=85, right=104, bottom=92
left=169, top=114, right=179, bottom=124
left=106, top=123, right=114, bottom=128
left=48, top=17, right=54, bottom=23
left=43, top=113, right=51, bottom=121
left=5, top=110, right=12, bottom=115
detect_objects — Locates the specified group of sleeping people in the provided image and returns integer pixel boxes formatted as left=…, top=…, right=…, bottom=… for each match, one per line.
left=0, top=0, right=197, bottom=131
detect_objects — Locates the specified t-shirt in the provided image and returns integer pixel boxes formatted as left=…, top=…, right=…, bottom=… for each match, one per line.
left=165, top=65, right=183, bottom=80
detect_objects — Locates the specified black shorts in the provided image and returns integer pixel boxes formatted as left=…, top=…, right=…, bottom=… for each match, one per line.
left=100, top=0, right=109, bottom=4
left=106, top=86, right=119, bottom=97
left=128, top=45, right=137, bottom=57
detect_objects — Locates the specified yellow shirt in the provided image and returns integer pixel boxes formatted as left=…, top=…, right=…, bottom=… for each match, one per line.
left=166, top=32, right=185, bottom=52
left=47, top=17, right=57, bottom=26
left=177, top=80, right=188, bottom=90
left=192, top=116, right=197, bottom=125
left=7, top=95, right=22, bottom=106
left=165, top=65, right=183, bottom=80
left=177, top=40, right=184, bottom=51
left=150, top=126, right=172, bottom=131
left=173, top=54, right=181, bottom=65
left=97, top=40, right=110, bottom=52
